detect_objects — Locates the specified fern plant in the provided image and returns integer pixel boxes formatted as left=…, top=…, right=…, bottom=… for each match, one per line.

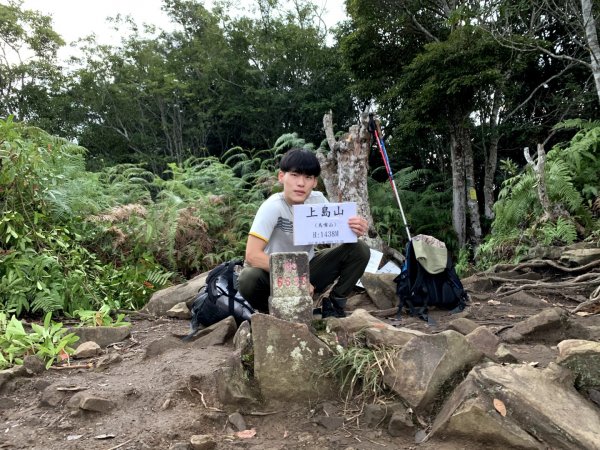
left=477, top=119, right=600, bottom=268
left=0, top=119, right=172, bottom=317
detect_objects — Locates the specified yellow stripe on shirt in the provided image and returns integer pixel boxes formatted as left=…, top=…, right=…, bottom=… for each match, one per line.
left=249, top=231, right=269, bottom=243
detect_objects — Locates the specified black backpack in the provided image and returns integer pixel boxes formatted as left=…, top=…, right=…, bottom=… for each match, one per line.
left=185, top=260, right=255, bottom=340
left=394, top=239, right=468, bottom=324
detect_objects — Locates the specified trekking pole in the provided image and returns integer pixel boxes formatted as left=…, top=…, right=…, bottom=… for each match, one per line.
left=368, top=113, right=412, bottom=241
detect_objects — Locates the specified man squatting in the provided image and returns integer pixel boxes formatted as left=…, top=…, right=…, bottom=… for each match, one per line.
left=238, top=148, right=371, bottom=318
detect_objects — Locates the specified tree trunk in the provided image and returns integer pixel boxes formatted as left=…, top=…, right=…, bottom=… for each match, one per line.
left=450, top=130, right=467, bottom=247
left=523, top=143, right=572, bottom=222
left=318, top=111, right=383, bottom=251
left=463, top=128, right=482, bottom=244
left=483, top=91, right=501, bottom=220
left=581, top=0, right=600, bottom=104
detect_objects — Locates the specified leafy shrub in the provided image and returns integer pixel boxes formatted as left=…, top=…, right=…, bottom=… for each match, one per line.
left=476, top=120, right=600, bottom=267
left=0, top=312, right=79, bottom=369
left=0, top=118, right=172, bottom=317
left=369, top=168, right=456, bottom=253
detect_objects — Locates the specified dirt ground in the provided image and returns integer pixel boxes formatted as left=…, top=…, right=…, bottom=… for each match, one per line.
left=2, top=270, right=600, bottom=450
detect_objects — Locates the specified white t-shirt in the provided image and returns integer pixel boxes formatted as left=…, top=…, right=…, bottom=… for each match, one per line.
left=249, top=191, right=328, bottom=259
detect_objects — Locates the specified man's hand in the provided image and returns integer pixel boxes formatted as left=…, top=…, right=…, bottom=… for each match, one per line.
left=348, top=216, right=369, bottom=238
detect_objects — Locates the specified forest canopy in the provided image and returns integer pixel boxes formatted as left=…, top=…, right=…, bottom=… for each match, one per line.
left=1, top=0, right=599, bottom=321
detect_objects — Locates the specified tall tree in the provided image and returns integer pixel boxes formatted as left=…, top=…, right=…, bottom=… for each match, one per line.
left=482, top=0, right=600, bottom=105
left=341, top=1, right=495, bottom=246
left=581, top=0, right=600, bottom=103
left=0, top=0, right=64, bottom=121
left=64, top=0, right=355, bottom=169
left=340, top=0, right=597, bottom=246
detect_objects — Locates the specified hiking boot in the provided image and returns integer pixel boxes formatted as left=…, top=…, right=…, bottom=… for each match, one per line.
left=321, top=299, right=336, bottom=319
left=322, top=295, right=347, bottom=319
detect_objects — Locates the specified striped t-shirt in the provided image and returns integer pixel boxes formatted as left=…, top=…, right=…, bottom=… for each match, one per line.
left=249, top=191, right=328, bottom=259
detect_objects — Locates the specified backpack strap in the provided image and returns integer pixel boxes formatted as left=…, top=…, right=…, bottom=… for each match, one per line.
left=225, top=260, right=239, bottom=316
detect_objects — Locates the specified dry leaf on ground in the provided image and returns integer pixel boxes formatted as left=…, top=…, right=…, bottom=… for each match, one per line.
left=493, top=398, right=507, bottom=417
left=235, top=429, right=257, bottom=439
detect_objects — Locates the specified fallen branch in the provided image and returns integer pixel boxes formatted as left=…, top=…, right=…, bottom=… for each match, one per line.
left=247, top=410, right=283, bottom=416
left=50, top=363, right=93, bottom=370
left=572, top=284, right=600, bottom=313
left=485, top=275, right=550, bottom=284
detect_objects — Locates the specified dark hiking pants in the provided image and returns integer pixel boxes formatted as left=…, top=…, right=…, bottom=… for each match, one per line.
left=238, top=240, right=370, bottom=312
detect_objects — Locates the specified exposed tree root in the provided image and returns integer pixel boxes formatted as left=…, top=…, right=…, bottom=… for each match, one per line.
left=496, top=273, right=600, bottom=298
left=490, top=258, right=600, bottom=274
left=572, top=284, right=600, bottom=313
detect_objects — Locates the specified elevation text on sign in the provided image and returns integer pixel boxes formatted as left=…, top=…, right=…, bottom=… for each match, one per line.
left=293, top=202, right=357, bottom=245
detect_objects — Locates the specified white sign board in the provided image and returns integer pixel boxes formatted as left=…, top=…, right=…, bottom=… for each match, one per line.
left=378, top=260, right=401, bottom=275
left=355, top=248, right=383, bottom=288
left=293, top=202, right=357, bottom=245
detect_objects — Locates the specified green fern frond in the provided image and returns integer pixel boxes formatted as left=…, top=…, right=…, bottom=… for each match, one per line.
left=145, top=269, right=173, bottom=288
left=272, top=133, right=312, bottom=154
left=539, top=217, right=577, bottom=245
left=223, top=147, right=250, bottom=166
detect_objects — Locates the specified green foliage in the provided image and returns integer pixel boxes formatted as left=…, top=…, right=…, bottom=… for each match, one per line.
left=72, top=305, right=130, bottom=328
left=61, top=0, right=354, bottom=169
left=0, top=1, right=65, bottom=123
left=369, top=168, right=457, bottom=253
left=0, top=118, right=172, bottom=317
left=0, top=312, right=79, bottom=370
left=454, top=246, right=473, bottom=278
left=552, top=119, right=600, bottom=206
left=477, top=120, right=600, bottom=267
left=539, top=217, right=578, bottom=246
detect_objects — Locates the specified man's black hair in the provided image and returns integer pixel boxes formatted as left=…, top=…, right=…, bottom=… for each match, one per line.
left=279, top=148, right=321, bottom=177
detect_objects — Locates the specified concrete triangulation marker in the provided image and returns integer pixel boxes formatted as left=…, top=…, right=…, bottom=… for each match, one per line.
left=268, top=252, right=313, bottom=325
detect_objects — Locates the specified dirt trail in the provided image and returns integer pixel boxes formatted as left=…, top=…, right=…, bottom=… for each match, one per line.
left=2, top=274, right=600, bottom=449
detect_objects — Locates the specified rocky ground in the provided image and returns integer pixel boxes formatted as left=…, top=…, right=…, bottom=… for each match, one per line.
left=1, top=249, right=600, bottom=450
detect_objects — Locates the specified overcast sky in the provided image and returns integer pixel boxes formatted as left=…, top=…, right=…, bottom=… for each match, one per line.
left=19, top=0, right=348, bottom=56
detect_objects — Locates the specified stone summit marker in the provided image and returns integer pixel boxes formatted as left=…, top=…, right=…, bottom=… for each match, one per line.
left=268, top=252, right=313, bottom=325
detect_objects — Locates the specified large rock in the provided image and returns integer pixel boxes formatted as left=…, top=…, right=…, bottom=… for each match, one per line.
left=141, top=272, right=208, bottom=316
left=557, top=339, right=600, bottom=389
left=251, top=313, right=335, bottom=403
left=346, top=293, right=375, bottom=311
left=70, top=325, right=131, bottom=348
left=166, top=302, right=192, bottom=319
left=145, top=317, right=237, bottom=358
left=187, top=316, right=237, bottom=347
left=460, top=274, right=495, bottom=293
left=500, top=307, right=590, bottom=344
left=73, top=341, right=102, bottom=359
left=360, top=273, right=397, bottom=310
left=0, top=365, right=28, bottom=393
left=447, top=317, right=479, bottom=335
left=216, top=353, right=261, bottom=407
left=466, top=326, right=500, bottom=361
left=503, top=291, right=548, bottom=307
left=431, top=363, right=600, bottom=449
left=327, top=309, right=423, bottom=348
left=382, top=330, right=483, bottom=412
left=364, top=326, right=424, bottom=348
left=560, top=247, right=600, bottom=267
left=327, top=309, right=391, bottom=334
